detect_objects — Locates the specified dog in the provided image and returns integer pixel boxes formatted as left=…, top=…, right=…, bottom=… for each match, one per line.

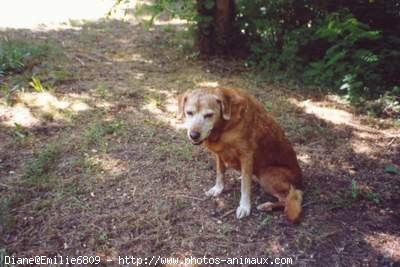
left=178, top=87, right=303, bottom=222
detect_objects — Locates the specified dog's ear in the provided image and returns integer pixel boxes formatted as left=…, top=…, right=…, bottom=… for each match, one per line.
left=177, top=92, right=188, bottom=119
left=216, top=90, right=232, bottom=120
left=216, top=88, right=247, bottom=120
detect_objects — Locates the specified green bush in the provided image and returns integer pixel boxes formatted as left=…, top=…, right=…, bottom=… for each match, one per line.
left=234, top=2, right=400, bottom=114
left=304, top=12, right=382, bottom=101
left=235, top=0, right=314, bottom=70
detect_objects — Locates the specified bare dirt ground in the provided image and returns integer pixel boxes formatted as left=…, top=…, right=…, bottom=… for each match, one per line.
left=1, top=14, right=399, bottom=267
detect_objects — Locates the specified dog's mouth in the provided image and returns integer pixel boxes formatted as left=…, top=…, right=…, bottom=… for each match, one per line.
left=190, top=139, right=203, bottom=145
left=188, top=129, right=214, bottom=145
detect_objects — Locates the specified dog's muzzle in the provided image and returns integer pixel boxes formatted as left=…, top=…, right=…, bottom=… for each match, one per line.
left=189, top=130, right=203, bottom=145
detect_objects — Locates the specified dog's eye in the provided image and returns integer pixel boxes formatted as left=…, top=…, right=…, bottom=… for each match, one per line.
left=186, top=111, right=193, bottom=116
left=204, top=113, right=213, bottom=119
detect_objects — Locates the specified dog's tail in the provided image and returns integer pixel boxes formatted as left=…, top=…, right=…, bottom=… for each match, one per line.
left=284, top=186, right=303, bottom=223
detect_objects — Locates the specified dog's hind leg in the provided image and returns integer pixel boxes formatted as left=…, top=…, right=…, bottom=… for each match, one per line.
left=257, top=201, right=285, bottom=211
left=257, top=167, right=303, bottom=222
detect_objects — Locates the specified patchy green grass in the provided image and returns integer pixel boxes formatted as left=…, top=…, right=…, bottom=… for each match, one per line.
left=155, top=140, right=194, bottom=162
left=95, top=83, right=110, bottom=98
left=23, top=143, right=62, bottom=189
left=260, top=214, right=273, bottom=225
left=350, top=179, right=380, bottom=204
left=0, top=196, right=17, bottom=233
left=0, top=37, right=69, bottom=97
left=84, top=119, right=126, bottom=147
left=81, top=154, right=103, bottom=174
left=0, top=248, right=12, bottom=266
left=0, top=38, right=49, bottom=75
left=329, top=179, right=381, bottom=210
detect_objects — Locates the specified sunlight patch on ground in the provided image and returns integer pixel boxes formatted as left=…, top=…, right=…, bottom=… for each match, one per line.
left=196, top=81, right=220, bottom=88
left=364, top=233, right=400, bottom=261
left=0, top=92, right=90, bottom=127
left=112, top=53, right=153, bottom=64
left=0, top=104, right=39, bottom=127
left=19, top=92, right=90, bottom=113
left=0, top=0, right=137, bottom=30
left=142, top=88, right=184, bottom=130
left=94, top=101, right=113, bottom=109
left=154, top=18, right=188, bottom=26
left=297, top=152, right=312, bottom=165
left=19, top=92, right=70, bottom=111
left=294, top=99, right=355, bottom=126
left=351, top=139, right=374, bottom=155
left=86, top=153, right=128, bottom=177
left=266, top=237, right=285, bottom=254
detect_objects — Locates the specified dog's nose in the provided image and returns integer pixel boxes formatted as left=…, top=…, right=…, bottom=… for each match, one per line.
left=190, top=131, right=201, bottom=140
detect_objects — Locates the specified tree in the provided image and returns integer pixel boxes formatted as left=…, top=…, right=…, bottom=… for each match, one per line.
left=196, top=0, right=240, bottom=55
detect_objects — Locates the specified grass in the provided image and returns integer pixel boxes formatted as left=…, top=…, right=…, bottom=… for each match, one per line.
left=29, top=76, right=46, bottom=92
left=84, top=119, right=126, bottom=147
left=0, top=248, right=13, bottom=267
left=0, top=36, right=68, bottom=101
left=260, top=214, right=273, bottom=225
left=329, top=179, right=381, bottom=210
left=0, top=38, right=49, bottom=75
left=81, top=154, right=102, bottom=174
left=23, top=143, right=62, bottom=189
left=350, top=179, right=380, bottom=204
left=13, top=123, right=29, bottom=139
left=84, top=123, right=106, bottom=145
left=95, top=83, right=110, bottom=98
left=0, top=196, right=17, bottom=234
left=144, top=92, right=164, bottom=109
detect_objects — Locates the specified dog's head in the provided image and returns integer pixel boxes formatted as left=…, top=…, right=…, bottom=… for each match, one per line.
left=178, top=88, right=232, bottom=145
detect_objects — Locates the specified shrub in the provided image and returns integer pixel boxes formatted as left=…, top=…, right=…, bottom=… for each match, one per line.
left=304, top=12, right=382, bottom=101
left=234, top=2, right=400, bottom=114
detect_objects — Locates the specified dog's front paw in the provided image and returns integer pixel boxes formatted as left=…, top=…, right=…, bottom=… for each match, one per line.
left=236, top=203, right=251, bottom=219
left=205, top=184, right=223, bottom=197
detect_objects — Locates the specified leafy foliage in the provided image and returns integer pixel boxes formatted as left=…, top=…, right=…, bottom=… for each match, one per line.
left=304, top=12, right=382, bottom=100
left=234, top=1, right=400, bottom=115
left=133, top=0, right=196, bottom=26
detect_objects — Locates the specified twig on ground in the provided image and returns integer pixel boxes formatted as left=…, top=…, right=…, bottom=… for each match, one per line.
left=221, top=209, right=235, bottom=219
left=303, top=201, right=317, bottom=208
left=0, top=182, right=13, bottom=189
left=387, top=137, right=398, bottom=147
left=171, top=194, right=207, bottom=201
left=74, top=56, right=85, bottom=66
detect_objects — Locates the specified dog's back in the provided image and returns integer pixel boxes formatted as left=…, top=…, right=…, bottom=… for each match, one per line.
left=208, top=88, right=302, bottom=184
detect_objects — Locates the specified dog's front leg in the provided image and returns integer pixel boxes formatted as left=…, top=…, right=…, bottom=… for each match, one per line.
left=236, top=153, right=253, bottom=219
left=206, top=154, right=226, bottom=197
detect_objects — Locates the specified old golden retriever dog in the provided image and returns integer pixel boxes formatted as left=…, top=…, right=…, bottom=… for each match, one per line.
left=178, top=87, right=303, bottom=222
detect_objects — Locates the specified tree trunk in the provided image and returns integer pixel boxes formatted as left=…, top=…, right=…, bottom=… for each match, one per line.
left=214, top=0, right=235, bottom=53
left=196, top=0, right=238, bottom=56
left=196, top=0, right=215, bottom=55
